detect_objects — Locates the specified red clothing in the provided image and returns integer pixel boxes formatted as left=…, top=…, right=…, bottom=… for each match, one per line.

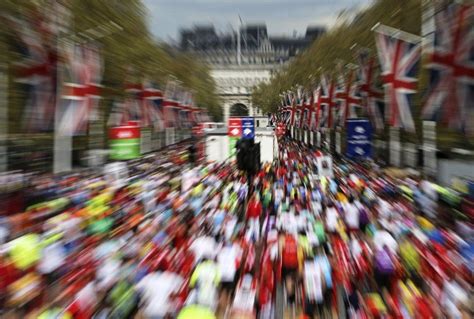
left=415, top=297, right=434, bottom=319
left=246, top=199, right=262, bottom=219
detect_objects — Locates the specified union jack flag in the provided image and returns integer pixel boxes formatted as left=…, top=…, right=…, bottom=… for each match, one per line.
left=356, top=49, right=385, bottom=131
left=422, top=4, right=474, bottom=136
left=299, top=91, right=310, bottom=129
left=295, top=87, right=307, bottom=128
left=11, top=14, right=56, bottom=132
left=335, top=67, right=361, bottom=126
left=305, top=91, right=315, bottom=130
left=288, top=92, right=298, bottom=127
left=319, top=75, right=336, bottom=128
left=142, top=81, right=165, bottom=131
left=163, top=81, right=181, bottom=128
left=269, top=113, right=277, bottom=126
left=183, top=92, right=198, bottom=126
left=57, top=43, right=102, bottom=136
left=375, top=25, right=421, bottom=132
left=280, top=93, right=291, bottom=125
left=310, top=86, right=321, bottom=130
left=122, top=83, right=143, bottom=125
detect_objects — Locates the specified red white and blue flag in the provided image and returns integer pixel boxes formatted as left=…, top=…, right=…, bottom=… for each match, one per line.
left=422, top=4, right=474, bottom=136
left=299, top=91, right=311, bottom=129
left=58, top=44, right=102, bottom=136
left=310, top=86, right=322, bottom=130
left=282, top=93, right=292, bottom=126
left=12, top=14, right=56, bottom=132
left=306, top=91, right=315, bottom=130
left=288, top=92, right=298, bottom=127
left=356, top=49, right=385, bottom=131
left=336, top=67, right=361, bottom=126
left=375, top=25, right=421, bottom=132
left=142, top=81, right=165, bottom=131
left=295, top=88, right=304, bottom=128
left=319, top=75, right=336, bottom=128
left=163, top=81, right=180, bottom=128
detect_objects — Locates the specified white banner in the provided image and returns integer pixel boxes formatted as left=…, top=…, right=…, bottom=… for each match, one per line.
left=141, top=128, right=152, bottom=154
left=403, top=142, right=417, bottom=168
left=317, top=156, right=334, bottom=178
left=389, top=127, right=401, bottom=167
left=423, top=121, right=437, bottom=176
left=336, top=129, right=342, bottom=154
left=165, top=127, right=176, bottom=146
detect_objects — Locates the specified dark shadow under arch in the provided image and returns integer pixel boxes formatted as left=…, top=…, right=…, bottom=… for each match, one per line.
left=230, top=103, right=249, bottom=117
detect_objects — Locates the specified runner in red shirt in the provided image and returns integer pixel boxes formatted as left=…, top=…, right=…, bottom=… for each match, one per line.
left=246, top=194, right=262, bottom=242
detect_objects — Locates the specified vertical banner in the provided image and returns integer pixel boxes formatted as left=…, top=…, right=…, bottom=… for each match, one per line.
left=346, top=119, right=373, bottom=158
left=375, top=139, right=387, bottom=163
left=241, top=117, right=255, bottom=139
left=228, top=136, right=239, bottom=158
left=165, top=127, right=175, bottom=145
left=140, top=128, right=152, bottom=154
left=423, top=121, right=437, bottom=176
left=317, top=156, right=334, bottom=178
left=228, top=117, right=242, bottom=159
left=326, top=129, right=332, bottom=152
left=228, top=117, right=242, bottom=137
left=109, top=126, right=141, bottom=160
left=389, top=127, right=401, bottom=167
left=403, top=142, right=416, bottom=168
left=336, top=128, right=342, bottom=154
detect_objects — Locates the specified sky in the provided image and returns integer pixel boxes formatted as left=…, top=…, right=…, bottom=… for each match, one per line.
left=143, top=0, right=373, bottom=42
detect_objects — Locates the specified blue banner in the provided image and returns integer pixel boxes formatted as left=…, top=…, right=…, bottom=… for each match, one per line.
left=346, top=118, right=372, bottom=158
left=242, top=117, right=255, bottom=139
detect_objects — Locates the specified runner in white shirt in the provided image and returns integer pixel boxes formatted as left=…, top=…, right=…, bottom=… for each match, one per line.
left=303, top=253, right=323, bottom=318
left=136, top=271, right=184, bottom=318
left=373, top=228, right=398, bottom=253
left=189, top=234, right=217, bottom=262
left=325, top=202, right=339, bottom=233
left=217, top=241, right=242, bottom=306
left=344, top=197, right=360, bottom=231
left=277, top=210, right=298, bottom=235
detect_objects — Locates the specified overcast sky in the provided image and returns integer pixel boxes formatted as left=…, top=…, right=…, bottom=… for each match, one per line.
left=143, top=0, right=373, bottom=42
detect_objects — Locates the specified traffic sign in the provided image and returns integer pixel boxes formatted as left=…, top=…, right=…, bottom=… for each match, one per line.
left=346, top=118, right=372, bottom=159
left=229, top=136, right=239, bottom=158
left=241, top=117, right=255, bottom=139
left=228, top=118, right=242, bottom=137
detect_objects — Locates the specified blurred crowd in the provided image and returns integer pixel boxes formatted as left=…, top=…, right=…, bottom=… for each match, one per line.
left=0, top=138, right=472, bottom=319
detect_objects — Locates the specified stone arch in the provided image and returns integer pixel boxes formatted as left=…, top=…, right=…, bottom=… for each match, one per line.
left=230, top=103, right=249, bottom=117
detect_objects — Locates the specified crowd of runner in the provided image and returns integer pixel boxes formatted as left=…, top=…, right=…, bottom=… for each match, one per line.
left=0, top=137, right=472, bottom=319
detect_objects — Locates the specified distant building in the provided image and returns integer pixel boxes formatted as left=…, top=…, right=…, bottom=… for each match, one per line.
left=179, top=23, right=326, bottom=122
left=179, top=23, right=326, bottom=66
